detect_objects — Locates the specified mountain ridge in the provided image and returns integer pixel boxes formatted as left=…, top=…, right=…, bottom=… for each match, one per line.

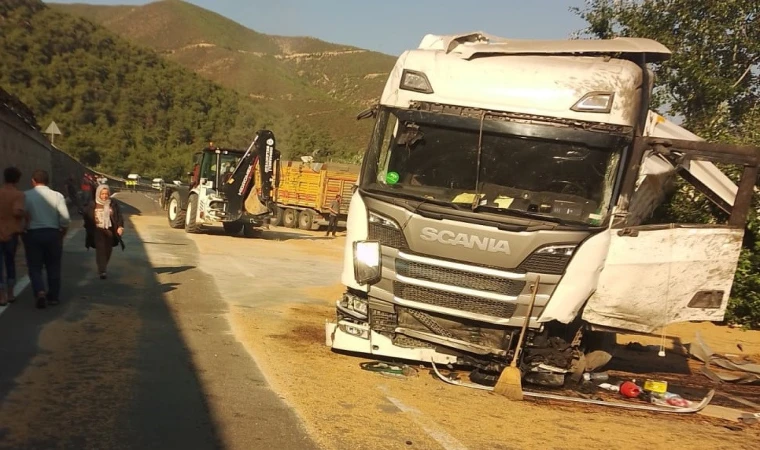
left=50, top=0, right=399, bottom=158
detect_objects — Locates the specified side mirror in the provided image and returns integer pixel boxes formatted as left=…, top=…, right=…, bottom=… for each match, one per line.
left=356, top=104, right=379, bottom=121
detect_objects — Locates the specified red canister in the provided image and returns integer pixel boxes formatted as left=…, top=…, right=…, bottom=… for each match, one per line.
left=620, top=381, right=642, bottom=398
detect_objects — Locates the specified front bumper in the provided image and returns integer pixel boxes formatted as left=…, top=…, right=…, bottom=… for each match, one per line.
left=325, top=319, right=459, bottom=365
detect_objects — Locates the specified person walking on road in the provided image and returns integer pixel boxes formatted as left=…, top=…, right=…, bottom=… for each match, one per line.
left=23, top=169, right=70, bottom=309
left=326, top=194, right=341, bottom=237
left=83, top=184, right=124, bottom=280
left=0, top=167, right=25, bottom=306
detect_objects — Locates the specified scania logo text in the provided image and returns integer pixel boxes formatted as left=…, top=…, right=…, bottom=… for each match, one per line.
left=420, top=227, right=510, bottom=254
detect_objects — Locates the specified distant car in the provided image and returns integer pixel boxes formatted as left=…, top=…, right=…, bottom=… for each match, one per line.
left=172, top=180, right=183, bottom=186
left=151, top=178, right=165, bottom=189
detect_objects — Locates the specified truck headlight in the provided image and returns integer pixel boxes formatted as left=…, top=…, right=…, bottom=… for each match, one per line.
left=536, top=244, right=576, bottom=256
left=353, top=240, right=382, bottom=285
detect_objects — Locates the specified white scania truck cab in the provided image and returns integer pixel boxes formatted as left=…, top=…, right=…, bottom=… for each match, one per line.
left=326, top=32, right=760, bottom=386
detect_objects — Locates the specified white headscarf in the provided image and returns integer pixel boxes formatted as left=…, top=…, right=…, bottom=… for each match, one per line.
left=95, top=184, right=112, bottom=229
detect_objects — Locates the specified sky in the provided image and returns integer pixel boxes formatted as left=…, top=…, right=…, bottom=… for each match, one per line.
left=45, top=0, right=590, bottom=56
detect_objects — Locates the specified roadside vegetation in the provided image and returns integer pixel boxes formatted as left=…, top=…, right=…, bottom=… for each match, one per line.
left=574, top=0, right=760, bottom=327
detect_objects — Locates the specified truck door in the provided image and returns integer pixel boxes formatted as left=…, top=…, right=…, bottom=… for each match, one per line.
left=582, top=137, right=758, bottom=333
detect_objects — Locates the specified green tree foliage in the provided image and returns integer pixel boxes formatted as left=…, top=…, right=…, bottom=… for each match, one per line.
left=0, top=0, right=335, bottom=180
left=573, top=0, right=760, bottom=328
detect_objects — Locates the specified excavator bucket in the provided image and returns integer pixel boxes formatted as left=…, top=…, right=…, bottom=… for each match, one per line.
left=222, top=130, right=280, bottom=221
left=244, top=191, right=269, bottom=215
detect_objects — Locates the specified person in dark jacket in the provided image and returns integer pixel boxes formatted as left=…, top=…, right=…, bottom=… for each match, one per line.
left=83, top=184, right=124, bottom=279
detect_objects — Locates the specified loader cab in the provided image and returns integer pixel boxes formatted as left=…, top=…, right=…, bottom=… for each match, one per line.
left=189, top=145, right=245, bottom=191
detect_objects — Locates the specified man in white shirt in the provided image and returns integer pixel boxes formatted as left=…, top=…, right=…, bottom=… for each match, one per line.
left=23, top=169, right=70, bottom=309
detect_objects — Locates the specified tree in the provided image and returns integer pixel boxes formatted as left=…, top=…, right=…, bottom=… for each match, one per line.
left=573, top=0, right=760, bottom=327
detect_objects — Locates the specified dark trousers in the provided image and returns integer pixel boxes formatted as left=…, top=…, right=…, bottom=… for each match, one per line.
left=326, top=215, right=338, bottom=236
left=0, top=234, right=19, bottom=289
left=95, top=228, right=114, bottom=273
left=22, top=229, right=63, bottom=301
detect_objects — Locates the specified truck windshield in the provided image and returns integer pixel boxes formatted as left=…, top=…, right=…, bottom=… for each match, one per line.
left=361, top=107, right=626, bottom=226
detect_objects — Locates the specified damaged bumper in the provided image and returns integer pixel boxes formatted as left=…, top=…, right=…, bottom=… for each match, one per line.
left=326, top=291, right=459, bottom=365
left=325, top=320, right=459, bottom=365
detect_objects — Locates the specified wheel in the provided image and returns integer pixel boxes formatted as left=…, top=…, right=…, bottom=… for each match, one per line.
left=185, top=194, right=202, bottom=234
left=582, top=330, right=618, bottom=372
left=297, top=209, right=315, bottom=230
left=469, top=368, right=499, bottom=387
left=243, top=223, right=259, bottom=238
left=223, top=221, right=243, bottom=235
left=167, top=192, right=186, bottom=229
left=282, top=208, right=297, bottom=228
left=270, top=206, right=283, bottom=227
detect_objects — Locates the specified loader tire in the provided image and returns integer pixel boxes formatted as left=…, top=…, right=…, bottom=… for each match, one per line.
left=223, top=221, right=243, bottom=235
left=167, top=192, right=186, bottom=229
left=185, top=194, right=202, bottom=234
left=243, top=223, right=259, bottom=238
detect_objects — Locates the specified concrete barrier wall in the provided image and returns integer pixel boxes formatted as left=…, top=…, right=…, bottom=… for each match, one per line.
left=1, top=94, right=158, bottom=197
left=0, top=109, right=53, bottom=191
left=0, top=107, right=104, bottom=195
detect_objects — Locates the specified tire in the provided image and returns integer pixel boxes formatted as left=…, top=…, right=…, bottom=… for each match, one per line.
left=243, top=223, right=258, bottom=238
left=185, top=194, right=202, bottom=234
left=282, top=208, right=297, bottom=228
left=270, top=206, right=283, bottom=227
left=298, top=209, right=315, bottom=230
left=167, top=192, right=186, bottom=229
left=469, top=368, right=499, bottom=387
left=223, top=221, right=243, bottom=235
left=582, top=330, right=618, bottom=372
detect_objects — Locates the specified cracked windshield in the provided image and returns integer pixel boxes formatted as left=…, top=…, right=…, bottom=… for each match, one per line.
left=364, top=108, right=622, bottom=225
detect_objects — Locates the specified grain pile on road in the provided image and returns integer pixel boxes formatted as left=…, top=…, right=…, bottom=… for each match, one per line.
left=205, top=227, right=760, bottom=450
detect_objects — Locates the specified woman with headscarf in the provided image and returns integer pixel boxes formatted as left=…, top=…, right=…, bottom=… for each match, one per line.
left=83, top=184, right=125, bottom=279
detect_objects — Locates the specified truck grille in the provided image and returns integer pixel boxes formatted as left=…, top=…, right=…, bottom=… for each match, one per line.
left=368, top=223, right=408, bottom=249
left=369, top=308, right=397, bottom=333
left=393, top=335, right=434, bottom=349
left=518, top=252, right=571, bottom=275
left=394, top=282, right=517, bottom=319
left=396, top=260, right=525, bottom=296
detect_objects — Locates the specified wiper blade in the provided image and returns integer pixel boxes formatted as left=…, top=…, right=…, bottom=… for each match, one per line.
left=473, top=205, right=588, bottom=228
left=365, top=188, right=466, bottom=211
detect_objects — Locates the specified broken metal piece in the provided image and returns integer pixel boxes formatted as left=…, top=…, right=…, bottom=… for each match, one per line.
left=690, top=331, right=760, bottom=384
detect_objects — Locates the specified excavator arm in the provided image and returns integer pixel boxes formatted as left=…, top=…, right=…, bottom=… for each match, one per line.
left=222, top=130, right=281, bottom=221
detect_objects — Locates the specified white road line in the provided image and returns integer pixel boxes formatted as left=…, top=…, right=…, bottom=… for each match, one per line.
left=0, top=229, right=81, bottom=317
left=379, top=386, right=468, bottom=450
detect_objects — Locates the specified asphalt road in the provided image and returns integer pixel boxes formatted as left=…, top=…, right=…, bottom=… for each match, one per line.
left=0, top=192, right=317, bottom=450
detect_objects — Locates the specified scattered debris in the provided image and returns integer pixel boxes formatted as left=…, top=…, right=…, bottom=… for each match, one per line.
left=360, top=361, right=418, bottom=378
left=429, top=361, right=715, bottom=414
left=740, top=412, right=760, bottom=425
left=716, top=392, right=760, bottom=411
left=583, top=372, right=609, bottom=381
left=690, top=331, right=760, bottom=384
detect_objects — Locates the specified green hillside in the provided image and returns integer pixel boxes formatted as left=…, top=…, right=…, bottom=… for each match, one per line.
left=0, top=0, right=322, bottom=179
left=49, top=0, right=398, bottom=160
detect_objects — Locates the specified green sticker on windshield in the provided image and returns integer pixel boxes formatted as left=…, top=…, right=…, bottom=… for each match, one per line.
left=386, top=171, right=399, bottom=185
